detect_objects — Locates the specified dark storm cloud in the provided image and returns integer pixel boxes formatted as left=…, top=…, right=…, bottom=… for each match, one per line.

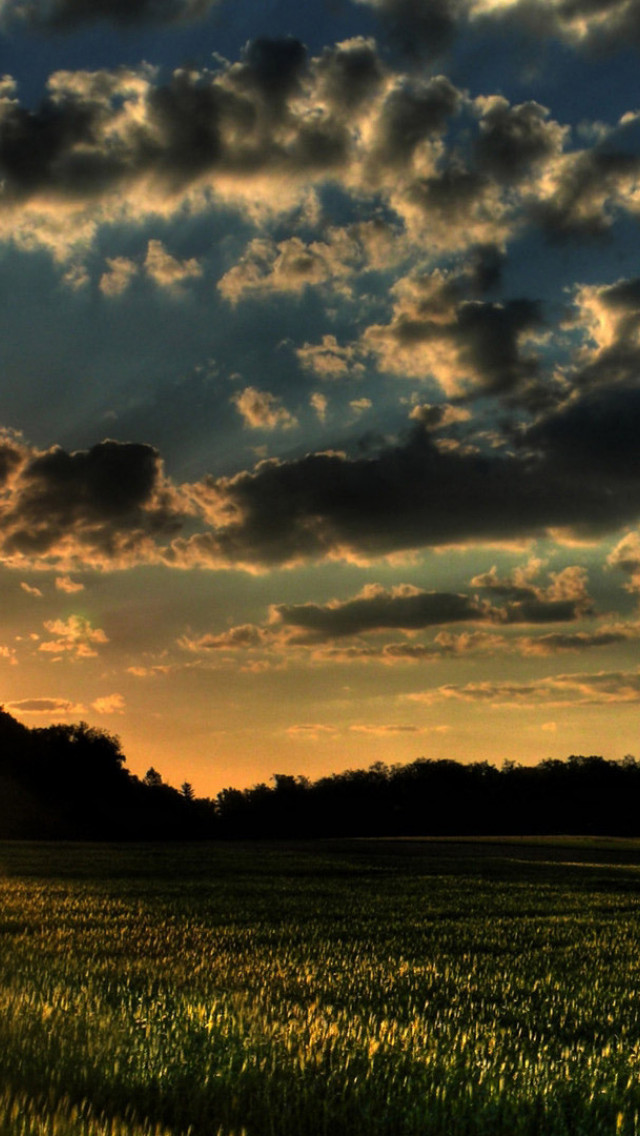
left=524, top=386, right=640, bottom=485
left=371, top=75, right=462, bottom=167
left=1, top=0, right=217, bottom=29
left=4, top=382, right=626, bottom=576
left=502, top=597, right=589, bottom=622
left=598, top=277, right=640, bottom=311
left=566, top=276, right=640, bottom=392
left=359, top=0, right=466, bottom=59
left=0, top=439, right=187, bottom=566
left=404, top=162, right=490, bottom=223
left=0, top=94, right=109, bottom=200
left=231, top=37, right=308, bottom=107
left=314, top=37, right=386, bottom=110
left=5, top=389, right=640, bottom=575
left=172, top=407, right=640, bottom=568
left=0, top=40, right=356, bottom=209
left=395, top=94, right=569, bottom=246
left=271, top=578, right=591, bottom=640
left=451, top=299, right=544, bottom=396
left=272, top=586, right=487, bottom=640
left=0, top=43, right=636, bottom=267
left=364, top=259, right=543, bottom=396
left=474, top=98, right=567, bottom=183
left=467, top=243, right=504, bottom=292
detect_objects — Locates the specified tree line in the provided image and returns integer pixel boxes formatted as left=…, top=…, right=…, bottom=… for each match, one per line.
left=1, top=706, right=640, bottom=839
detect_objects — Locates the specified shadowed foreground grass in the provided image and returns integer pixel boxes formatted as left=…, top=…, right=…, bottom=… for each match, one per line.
left=1, top=838, right=640, bottom=1135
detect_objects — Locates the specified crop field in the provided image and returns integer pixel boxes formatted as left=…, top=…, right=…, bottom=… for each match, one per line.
left=1, top=838, right=640, bottom=1136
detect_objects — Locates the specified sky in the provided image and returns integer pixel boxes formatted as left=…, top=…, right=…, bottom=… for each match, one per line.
left=2, top=0, right=640, bottom=795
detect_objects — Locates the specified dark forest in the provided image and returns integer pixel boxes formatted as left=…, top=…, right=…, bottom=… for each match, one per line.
left=1, top=706, right=640, bottom=839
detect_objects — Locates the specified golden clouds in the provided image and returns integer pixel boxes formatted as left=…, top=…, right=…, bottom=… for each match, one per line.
left=0, top=42, right=634, bottom=275
left=39, top=615, right=108, bottom=658
left=231, top=387, right=298, bottom=431
left=407, top=668, right=640, bottom=707
left=363, top=261, right=544, bottom=396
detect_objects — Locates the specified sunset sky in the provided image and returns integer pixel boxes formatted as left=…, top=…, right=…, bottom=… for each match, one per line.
left=1, top=0, right=640, bottom=794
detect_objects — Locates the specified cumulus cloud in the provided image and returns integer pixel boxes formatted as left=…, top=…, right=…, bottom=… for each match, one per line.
left=55, top=575, right=85, bottom=593
left=363, top=263, right=544, bottom=397
left=608, top=531, right=640, bottom=590
left=99, top=257, right=138, bottom=297
left=144, top=239, right=202, bottom=289
left=181, top=568, right=596, bottom=659
left=564, top=277, right=640, bottom=395
left=353, top=0, right=466, bottom=59
left=309, top=641, right=421, bottom=663
left=39, top=615, right=109, bottom=658
left=310, top=392, right=328, bottom=422
left=0, top=41, right=629, bottom=269
left=296, top=336, right=367, bottom=380
left=349, top=398, right=372, bottom=416
left=218, top=227, right=384, bottom=303
left=473, top=96, right=568, bottom=184
left=172, top=403, right=640, bottom=569
left=179, top=623, right=270, bottom=650
left=470, top=561, right=593, bottom=622
left=4, top=391, right=640, bottom=577
left=368, top=74, right=463, bottom=172
left=91, top=693, right=125, bottom=713
left=245, top=220, right=400, bottom=305
left=0, top=436, right=188, bottom=570
left=531, top=148, right=640, bottom=240
left=313, top=36, right=386, bottom=110
left=99, top=241, right=201, bottom=296
left=231, top=387, right=298, bottom=430
left=269, top=568, right=592, bottom=642
left=409, top=402, right=472, bottom=429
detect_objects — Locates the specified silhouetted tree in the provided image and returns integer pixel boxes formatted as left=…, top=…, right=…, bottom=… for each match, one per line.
left=2, top=704, right=640, bottom=841
left=143, top=768, right=163, bottom=788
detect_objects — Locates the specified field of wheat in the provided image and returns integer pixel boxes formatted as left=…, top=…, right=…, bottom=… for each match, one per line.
left=0, top=839, right=640, bottom=1135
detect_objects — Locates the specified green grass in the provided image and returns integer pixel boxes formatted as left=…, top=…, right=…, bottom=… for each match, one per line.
left=1, top=839, right=640, bottom=1135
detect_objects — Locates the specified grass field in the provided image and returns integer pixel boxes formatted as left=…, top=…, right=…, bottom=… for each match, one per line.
left=1, top=837, right=640, bottom=1135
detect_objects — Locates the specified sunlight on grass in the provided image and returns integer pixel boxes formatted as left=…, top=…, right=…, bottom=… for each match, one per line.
left=0, top=841, right=639, bottom=1135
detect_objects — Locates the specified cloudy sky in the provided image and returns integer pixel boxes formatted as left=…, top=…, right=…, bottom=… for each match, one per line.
left=2, top=0, right=640, bottom=794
